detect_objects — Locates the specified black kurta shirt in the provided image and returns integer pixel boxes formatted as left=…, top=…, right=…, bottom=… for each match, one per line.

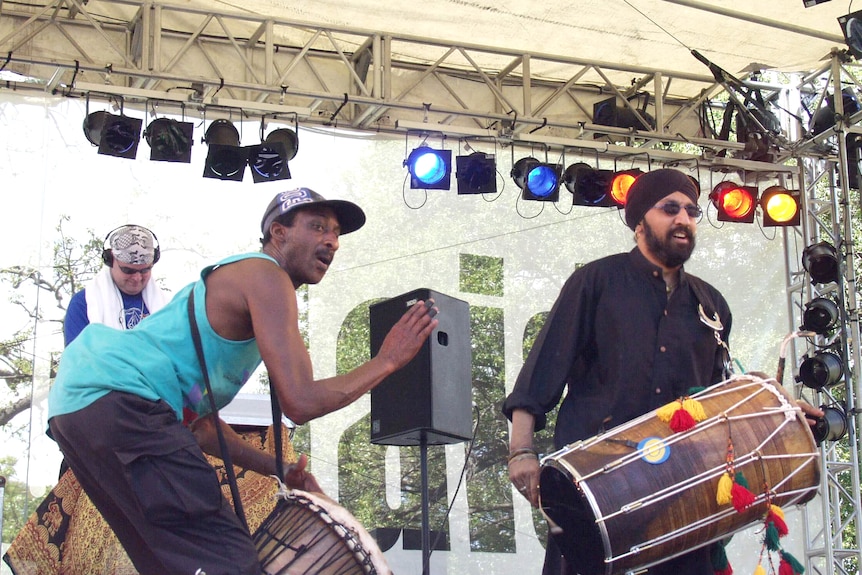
left=502, top=247, right=732, bottom=575
left=503, top=247, right=732, bottom=448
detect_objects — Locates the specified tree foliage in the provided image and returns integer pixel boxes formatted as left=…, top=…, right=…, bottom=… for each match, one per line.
left=0, top=217, right=102, bottom=426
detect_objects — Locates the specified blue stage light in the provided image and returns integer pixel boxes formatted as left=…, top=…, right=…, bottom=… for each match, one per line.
left=511, top=157, right=561, bottom=201
left=404, top=146, right=452, bottom=189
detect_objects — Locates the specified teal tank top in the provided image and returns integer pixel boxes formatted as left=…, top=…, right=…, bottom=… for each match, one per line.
left=48, top=253, right=275, bottom=421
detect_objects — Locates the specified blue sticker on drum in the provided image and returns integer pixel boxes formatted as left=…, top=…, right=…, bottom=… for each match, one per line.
left=638, top=437, right=670, bottom=464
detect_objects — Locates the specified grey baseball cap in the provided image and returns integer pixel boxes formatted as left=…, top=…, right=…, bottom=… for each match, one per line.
left=261, top=188, right=366, bottom=236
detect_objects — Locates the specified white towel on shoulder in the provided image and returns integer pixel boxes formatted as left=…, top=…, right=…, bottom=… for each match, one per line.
left=85, top=267, right=171, bottom=329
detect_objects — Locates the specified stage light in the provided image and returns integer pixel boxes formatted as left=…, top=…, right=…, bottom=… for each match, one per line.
left=846, top=133, right=862, bottom=190
left=83, top=111, right=110, bottom=146
left=760, top=186, right=801, bottom=227
left=839, top=10, right=862, bottom=59
left=247, top=128, right=299, bottom=184
left=593, top=96, right=656, bottom=135
left=811, top=405, right=848, bottom=444
left=511, top=157, right=561, bottom=201
left=203, top=119, right=247, bottom=181
left=802, top=241, right=840, bottom=284
left=802, top=297, right=840, bottom=334
left=710, top=181, right=758, bottom=223
left=455, top=152, right=497, bottom=195
left=83, top=111, right=143, bottom=159
left=809, top=87, right=860, bottom=135
left=265, top=128, right=299, bottom=161
left=608, top=169, right=644, bottom=206
left=404, top=146, right=452, bottom=190
left=564, top=163, right=614, bottom=207
left=144, top=118, right=194, bottom=163
left=799, top=349, right=844, bottom=389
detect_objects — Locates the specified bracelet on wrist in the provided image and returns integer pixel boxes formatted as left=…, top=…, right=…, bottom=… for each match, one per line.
left=507, top=447, right=537, bottom=463
left=507, top=452, right=539, bottom=466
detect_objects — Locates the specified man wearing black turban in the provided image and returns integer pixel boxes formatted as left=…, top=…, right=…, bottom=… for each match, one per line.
left=503, top=168, right=731, bottom=575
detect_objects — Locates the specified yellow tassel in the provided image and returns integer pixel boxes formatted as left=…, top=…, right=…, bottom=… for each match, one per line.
left=716, top=472, right=733, bottom=505
left=770, top=504, right=785, bottom=521
left=753, top=565, right=766, bottom=575
left=656, top=400, right=679, bottom=422
left=681, top=397, right=707, bottom=421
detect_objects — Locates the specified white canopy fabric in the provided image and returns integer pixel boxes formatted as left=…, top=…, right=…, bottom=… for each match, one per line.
left=218, top=0, right=848, bottom=82
left=1, top=0, right=857, bottom=143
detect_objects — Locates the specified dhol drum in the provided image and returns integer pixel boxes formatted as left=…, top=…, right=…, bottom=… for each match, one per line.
left=253, top=489, right=393, bottom=575
left=539, top=375, right=820, bottom=575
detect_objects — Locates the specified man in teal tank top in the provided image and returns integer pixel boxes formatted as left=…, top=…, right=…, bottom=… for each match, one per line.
left=48, top=188, right=439, bottom=575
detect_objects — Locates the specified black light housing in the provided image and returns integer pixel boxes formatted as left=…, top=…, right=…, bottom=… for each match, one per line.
left=247, top=128, right=299, bottom=184
left=144, top=118, right=194, bottom=163
left=801, top=297, right=840, bottom=334
left=760, top=186, right=801, bottom=227
left=203, top=119, right=247, bottom=181
left=811, top=405, right=848, bottom=444
left=83, top=110, right=110, bottom=146
left=83, top=111, right=143, bottom=159
left=511, top=157, right=561, bottom=201
left=404, top=146, right=452, bottom=190
left=802, top=241, right=840, bottom=284
left=455, top=152, right=497, bottom=195
left=593, top=96, right=656, bottom=135
left=838, top=10, right=862, bottom=60
left=809, top=87, right=861, bottom=136
left=710, top=181, right=758, bottom=223
left=799, top=349, right=844, bottom=389
left=564, top=163, right=614, bottom=206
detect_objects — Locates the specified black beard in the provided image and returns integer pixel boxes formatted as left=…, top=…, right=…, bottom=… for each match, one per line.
left=643, top=219, right=696, bottom=268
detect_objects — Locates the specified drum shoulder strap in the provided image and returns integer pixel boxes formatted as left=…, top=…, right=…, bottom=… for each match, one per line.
left=687, top=275, right=733, bottom=376
left=187, top=291, right=250, bottom=533
left=687, top=275, right=718, bottom=323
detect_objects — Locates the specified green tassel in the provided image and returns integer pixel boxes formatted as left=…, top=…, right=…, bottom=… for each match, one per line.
left=734, top=470, right=750, bottom=489
left=688, top=386, right=706, bottom=395
left=710, top=541, right=729, bottom=570
left=780, top=550, right=805, bottom=574
left=765, top=521, right=781, bottom=551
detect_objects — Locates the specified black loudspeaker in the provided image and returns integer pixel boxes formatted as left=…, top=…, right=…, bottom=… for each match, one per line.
left=370, top=288, right=472, bottom=446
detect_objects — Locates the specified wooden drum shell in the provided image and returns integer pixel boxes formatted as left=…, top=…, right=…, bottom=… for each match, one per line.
left=538, top=376, right=820, bottom=575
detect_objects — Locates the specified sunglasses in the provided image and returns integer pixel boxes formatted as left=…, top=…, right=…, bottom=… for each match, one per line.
left=652, top=201, right=703, bottom=220
left=118, top=265, right=153, bottom=276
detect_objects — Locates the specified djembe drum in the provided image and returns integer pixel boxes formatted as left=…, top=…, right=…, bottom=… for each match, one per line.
left=253, top=489, right=392, bottom=575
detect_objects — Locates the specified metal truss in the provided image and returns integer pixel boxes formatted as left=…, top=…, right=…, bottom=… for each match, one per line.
left=786, top=55, right=862, bottom=575
left=0, top=0, right=806, bottom=168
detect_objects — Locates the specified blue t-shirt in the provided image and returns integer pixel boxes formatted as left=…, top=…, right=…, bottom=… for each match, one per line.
left=64, top=289, right=152, bottom=346
left=49, top=253, right=273, bottom=421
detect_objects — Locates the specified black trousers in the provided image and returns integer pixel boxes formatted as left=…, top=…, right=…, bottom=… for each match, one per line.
left=543, top=532, right=713, bottom=575
left=49, top=391, right=261, bottom=575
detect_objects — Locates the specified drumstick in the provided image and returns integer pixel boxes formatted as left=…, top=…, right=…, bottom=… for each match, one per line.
left=776, top=330, right=815, bottom=384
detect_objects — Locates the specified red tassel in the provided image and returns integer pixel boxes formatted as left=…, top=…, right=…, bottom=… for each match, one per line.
left=767, top=509, right=789, bottom=537
left=778, top=558, right=795, bottom=575
left=669, top=407, right=697, bottom=432
left=714, top=566, right=733, bottom=575
left=730, top=481, right=755, bottom=512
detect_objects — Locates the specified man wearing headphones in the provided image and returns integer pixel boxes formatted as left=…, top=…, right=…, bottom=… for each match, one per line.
left=64, top=224, right=170, bottom=346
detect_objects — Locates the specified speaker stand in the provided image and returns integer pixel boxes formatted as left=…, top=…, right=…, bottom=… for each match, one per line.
left=420, top=432, right=431, bottom=575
